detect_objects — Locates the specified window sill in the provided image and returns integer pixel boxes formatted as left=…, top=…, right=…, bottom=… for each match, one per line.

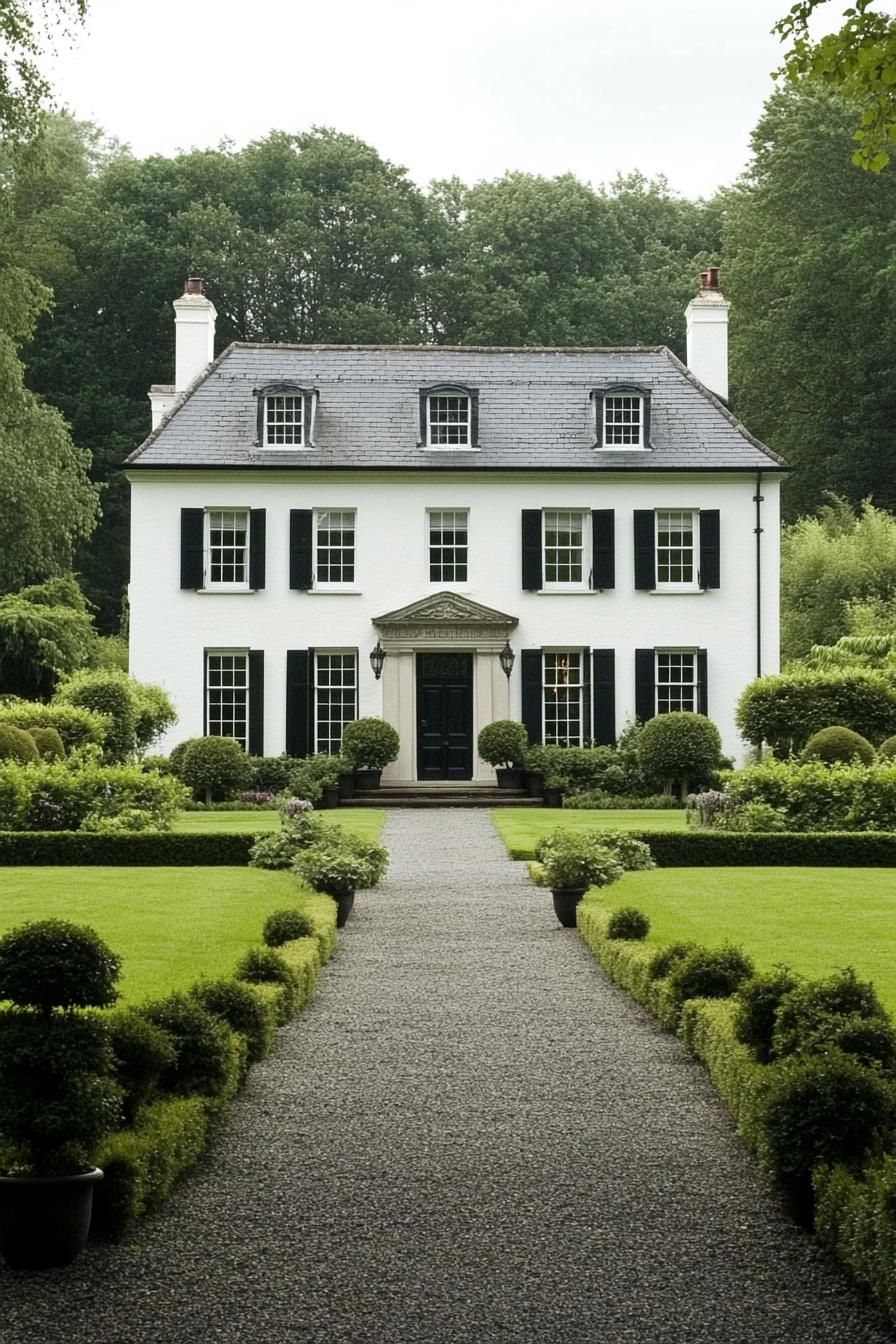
left=536, top=587, right=599, bottom=596
left=304, top=588, right=363, bottom=595
left=420, top=446, right=480, bottom=453
left=648, top=587, right=706, bottom=596
left=197, top=587, right=257, bottom=595
left=594, top=445, right=649, bottom=452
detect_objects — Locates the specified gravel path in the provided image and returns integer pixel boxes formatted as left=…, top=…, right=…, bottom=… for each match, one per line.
left=2, top=810, right=893, bottom=1343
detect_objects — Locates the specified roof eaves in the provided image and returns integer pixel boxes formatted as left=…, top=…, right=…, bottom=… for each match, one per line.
left=659, top=346, right=791, bottom=469
left=125, top=341, right=241, bottom=464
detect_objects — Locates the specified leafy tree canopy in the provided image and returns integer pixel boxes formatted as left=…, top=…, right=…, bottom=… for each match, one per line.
left=0, top=1, right=87, bottom=143
left=0, top=573, right=96, bottom=699
left=775, top=0, right=896, bottom=170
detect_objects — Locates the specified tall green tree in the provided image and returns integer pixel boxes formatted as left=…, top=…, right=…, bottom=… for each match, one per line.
left=724, top=85, right=896, bottom=520
left=0, top=1, right=87, bottom=143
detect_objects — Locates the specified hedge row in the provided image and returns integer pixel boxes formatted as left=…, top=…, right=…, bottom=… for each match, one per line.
left=576, top=902, right=896, bottom=1328
left=91, top=890, right=336, bottom=1238
left=509, top=830, right=896, bottom=867
left=0, top=831, right=256, bottom=866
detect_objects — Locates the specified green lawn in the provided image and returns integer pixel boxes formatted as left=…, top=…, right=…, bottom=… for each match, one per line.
left=173, top=808, right=385, bottom=840
left=595, top=867, right=896, bottom=1013
left=0, top=867, right=317, bottom=1004
left=492, top=808, right=685, bottom=857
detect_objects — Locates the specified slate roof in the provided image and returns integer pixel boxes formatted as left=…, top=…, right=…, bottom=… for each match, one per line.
left=126, top=343, right=788, bottom=472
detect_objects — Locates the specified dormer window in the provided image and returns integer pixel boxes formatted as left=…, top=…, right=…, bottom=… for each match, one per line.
left=592, top=385, right=650, bottom=450
left=419, top=384, right=479, bottom=449
left=254, top=383, right=318, bottom=448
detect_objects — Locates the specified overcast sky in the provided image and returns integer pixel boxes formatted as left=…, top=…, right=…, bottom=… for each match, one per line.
left=46, top=0, right=852, bottom=198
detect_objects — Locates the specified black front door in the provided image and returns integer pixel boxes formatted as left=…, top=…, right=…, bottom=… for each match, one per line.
left=416, top=652, right=473, bottom=780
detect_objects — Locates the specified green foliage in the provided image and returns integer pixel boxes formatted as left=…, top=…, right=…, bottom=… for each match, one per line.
left=879, top=736, right=896, bottom=761
left=667, top=944, right=754, bottom=1009
left=234, top=947, right=301, bottom=1022
left=0, top=575, right=98, bottom=698
left=106, top=1009, right=177, bottom=1123
left=772, top=968, right=888, bottom=1061
left=0, top=2, right=88, bottom=143
left=248, top=810, right=329, bottom=869
left=636, top=712, right=722, bottom=797
left=647, top=941, right=698, bottom=982
left=564, top=791, right=684, bottom=810
left=286, top=753, right=342, bottom=804
left=592, top=831, right=656, bottom=873
left=262, top=908, right=316, bottom=947
left=0, top=918, right=120, bottom=1011
left=535, top=828, right=624, bottom=891
left=54, top=668, right=136, bottom=761
left=734, top=968, right=802, bottom=1064
left=294, top=837, right=389, bottom=896
left=607, top=907, right=650, bottom=941
left=29, top=725, right=64, bottom=759
left=477, top=720, right=528, bottom=769
left=179, top=736, right=252, bottom=802
left=190, top=978, right=277, bottom=1067
left=736, top=669, right=896, bottom=756
left=756, top=1050, right=896, bottom=1221
left=0, top=699, right=108, bottom=751
left=0, top=758, right=187, bottom=832
left=138, top=993, right=236, bottom=1098
left=0, top=830, right=256, bottom=865
left=801, top=726, right=876, bottom=765
left=725, top=757, right=896, bottom=833
left=93, top=1096, right=209, bottom=1238
left=247, top=755, right=300, bottom=794
left=0, top=722, right=38, bottom=762
left=340, top=718, right=400, bottom=770
left=525, top=740, right=654, bottom=797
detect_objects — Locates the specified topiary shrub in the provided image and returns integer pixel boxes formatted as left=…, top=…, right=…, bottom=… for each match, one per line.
left=477, top=720, right=529, bottom=769
left=0, top=702, right=108, bottom=753
left=0, top=920, right=122, bottom=1175
left=607, top=907, right=650, bottom=940
left=755, top=1050, right=896, bottom=1222
left=247, top=755, right=299, bottom=794
left=234, top=947, right=301, bottom=1021
left=667, top=944, right=754, bottom=1009
left=0, top=722, right=39, bottom=763
left=736, top=669, right=896, bottom=757
left=771, top=968, right=888, bottom=1061
left=801, top=726, right=876, bottom=766
left=54, top=669, right=138, bottom=762
left=138, top=994, right=236, bottom=1098
left=294, top=839, right=389, bottom=897
left=287, top=754, right=343, bottom=804
left=878, top=735, right=896, bottom=761
left=179, top=736, right=252, bottom=803
left=168, top=737, right=201, bottom=778
left=647, top=940, right=698, bottom=982
left=106, top=1009, right=177, bottom=1123
left=734, top=967, right=802, bottom=1064
left=340, top=719, right=400, bottom=771
left=263, top=908, right=316, bottom=947
left=636, top=712, right=723, bottom=799
left=190, top=978, right=277, bottom=1067
left=29, top=726, right=66, bottom=760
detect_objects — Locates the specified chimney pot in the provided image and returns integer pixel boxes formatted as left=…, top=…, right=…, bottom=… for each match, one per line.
left=700, top=266, right=720, bottom=291
left=184, top=277, right=204, bottom=295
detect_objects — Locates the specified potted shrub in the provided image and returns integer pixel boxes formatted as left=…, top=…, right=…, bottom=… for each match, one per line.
left=477, top=720, right=529, bottom=788
left=0, top=920, right=123, bottom=1269
left=541, top=770, right=566, bottom=809
left=523, top=746, right=545, bottom=799
left=340, top=718, right=400, bottom=790
left=537, top=830, right=624, bottom=927
left=294, top=835, right=389, bottom=927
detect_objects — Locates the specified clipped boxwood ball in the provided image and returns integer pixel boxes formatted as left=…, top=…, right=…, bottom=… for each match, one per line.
left=263, top=908, right=315, bottom=947
left=0, top=722, right=39, bottom=763
left=29, top=726, right=66, bottom=760
left=801, top=725, right=876, bottom=765
left=878, top=735, right=896, bottom=761
left=607, top=907, right=650, bottom=940
left=0, top=919, right=121, bottom=1011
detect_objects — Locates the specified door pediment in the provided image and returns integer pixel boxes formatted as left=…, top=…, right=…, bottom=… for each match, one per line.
left=373, top=590, right=518, bottom=630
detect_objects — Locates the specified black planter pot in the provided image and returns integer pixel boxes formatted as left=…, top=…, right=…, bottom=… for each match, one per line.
left=551, top=887, right=587, bottom=929
left=0, top=1168, right=103, bottom=1270
left=322, top=784, right=340, bottom=810
left=495, top=767, right=524, bottom=789
left=526, top=770, right=544, bottom=799
left=354, top=768, right=382, bottom=791
left=338, top=771, right=356, bottom=801
left=542, top=787, right=564, bottom=809
left=329, top=889, right=355, bottom=928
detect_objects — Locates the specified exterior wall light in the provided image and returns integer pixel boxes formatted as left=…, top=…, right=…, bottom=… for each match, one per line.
left=369, top=640, right=386, bottom=680
left=499, top=640, right=515, bottom=679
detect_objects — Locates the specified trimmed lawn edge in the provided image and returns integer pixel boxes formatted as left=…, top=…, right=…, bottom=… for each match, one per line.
left=92, top=890, right=337, bottom=1239
left=576, top=900, right=896, bottom=1330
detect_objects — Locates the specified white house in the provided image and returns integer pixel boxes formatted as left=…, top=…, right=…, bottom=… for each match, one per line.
left=126, top=271, right=787, bottom=780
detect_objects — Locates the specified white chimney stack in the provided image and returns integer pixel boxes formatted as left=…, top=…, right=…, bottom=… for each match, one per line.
left=173, top=277, right=217, bottom=394
left=685, top=266, right=729, bottom=402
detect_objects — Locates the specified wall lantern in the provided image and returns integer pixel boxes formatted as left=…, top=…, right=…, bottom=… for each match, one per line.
left=499, top=640, right=515, bottom=680
left=369, top=640, right=386, bottom=680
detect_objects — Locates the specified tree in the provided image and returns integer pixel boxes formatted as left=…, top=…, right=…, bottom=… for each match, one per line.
left=775, top=0, right=896, bottom=170
left=0, top=574, right=96, bottom=699
left=779, top=499, right=896, bottom=661
left=724, top=86, right=896, bottom=519
left=0, top=1, right=87, bottom=143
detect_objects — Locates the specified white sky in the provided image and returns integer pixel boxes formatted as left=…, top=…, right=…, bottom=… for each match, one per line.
left=46, top=0, right=853, bottom=198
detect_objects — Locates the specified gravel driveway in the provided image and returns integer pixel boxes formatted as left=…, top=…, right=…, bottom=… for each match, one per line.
left=2, top=809, right=892, bottom=1343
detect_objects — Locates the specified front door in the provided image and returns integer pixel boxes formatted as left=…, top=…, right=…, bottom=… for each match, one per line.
left=416, top=652, right=473, bottom=780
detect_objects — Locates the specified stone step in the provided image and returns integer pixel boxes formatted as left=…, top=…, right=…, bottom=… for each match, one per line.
left=342, top=794, right=544, bottom=809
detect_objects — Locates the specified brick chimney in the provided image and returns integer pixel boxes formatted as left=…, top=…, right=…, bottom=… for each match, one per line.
left=685, top=266, right=729, bottom=401
left=173, top=277, right=217, bottom=394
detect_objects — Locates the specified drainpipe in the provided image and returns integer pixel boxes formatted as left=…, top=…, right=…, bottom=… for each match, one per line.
left=753, top=471, right=764, bottom=678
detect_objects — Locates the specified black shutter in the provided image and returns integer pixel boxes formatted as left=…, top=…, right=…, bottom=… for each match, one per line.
left=180, top=508, right=204, bottom=589
left=699, top=510, right=720, bottom=589
left=419, top=393, right=428, bottom=444
left=582, top=647, right=592, bottom=743
left=635, top=649, right=656, bottom=723
left=289, top=510, right=313, bottom=591
left=248, top=650, right=264, bottom=755
left=286, top=649, right=313, bottom=757
left=697, top=649, right=708, bottom=716
left=303, top=391, right=315, bottom=446
left=521, top=651, right=543, bottom=746
left=470, top=393, right=480, bottom=447
left=592, top=650, right=616, bottom=745
left=592, top=509, right=615, bottom=590
left=522, top=510, right=543, bottom=591
left=633, top=511, right=656, bottom=590
left=249, top=509, right=266, bottom=590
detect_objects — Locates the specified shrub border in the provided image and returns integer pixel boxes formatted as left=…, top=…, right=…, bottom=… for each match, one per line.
left=506, top=829, right=896, bottom=866
left=0, top=831, right=256, bottom=866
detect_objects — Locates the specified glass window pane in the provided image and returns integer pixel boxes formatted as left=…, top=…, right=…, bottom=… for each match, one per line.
left=543, top=652, right=583, bottom=746
left=315, top=653, right=357, bottom=754
left=428, top=509, right=469, bottom=582
left=206, top=653, right=249, bottom=748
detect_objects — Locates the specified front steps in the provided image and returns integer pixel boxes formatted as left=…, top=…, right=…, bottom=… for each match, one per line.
left=343, top=782, right=543, bottom=809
